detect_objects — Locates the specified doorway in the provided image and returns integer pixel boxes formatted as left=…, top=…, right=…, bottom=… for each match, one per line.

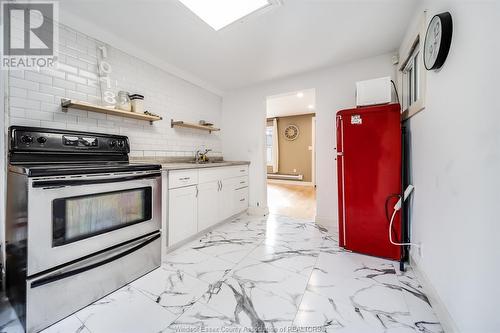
left=265, top=89, right=317, bottom=220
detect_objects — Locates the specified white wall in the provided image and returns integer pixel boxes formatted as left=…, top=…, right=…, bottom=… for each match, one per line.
left=222, top=53, right=396, bottom=221
left=403, top=1, right=500, bottom=332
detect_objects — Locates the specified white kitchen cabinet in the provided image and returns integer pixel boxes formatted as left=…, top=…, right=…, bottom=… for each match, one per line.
left=197, top=181, right=220, bottom=231
left=167, top=164, right=249, bottom=248
left=168, top=185, right=198, bottom=246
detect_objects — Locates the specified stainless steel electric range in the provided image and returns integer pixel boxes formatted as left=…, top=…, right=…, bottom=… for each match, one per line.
left=5, top=126, right=162, bottom=333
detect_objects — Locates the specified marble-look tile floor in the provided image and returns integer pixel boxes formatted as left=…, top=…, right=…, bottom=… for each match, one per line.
left=1, top=213, right=443, bottom=333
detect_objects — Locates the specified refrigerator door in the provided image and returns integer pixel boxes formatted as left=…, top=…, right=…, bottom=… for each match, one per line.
left=336, top=104, right=402, bottom=260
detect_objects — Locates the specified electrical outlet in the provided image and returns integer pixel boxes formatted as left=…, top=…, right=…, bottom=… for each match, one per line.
left=293, top=168, right=297, bottom=173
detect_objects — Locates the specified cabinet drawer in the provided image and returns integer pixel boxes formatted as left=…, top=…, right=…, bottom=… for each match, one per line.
left=234, top=187, right=249, bottom=213
left=198, top=168, right=225, bottom=184
left=234, top=165, right=249, bottom=177
left=223, top=165, right=248, bottom=178
left=169, top=170, right=198, bottom=189
left=234, top=176, right=248, bottom=189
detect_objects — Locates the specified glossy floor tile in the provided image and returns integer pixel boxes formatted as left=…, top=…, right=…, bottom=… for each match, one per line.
left=1, top=213, right=442, bottom=333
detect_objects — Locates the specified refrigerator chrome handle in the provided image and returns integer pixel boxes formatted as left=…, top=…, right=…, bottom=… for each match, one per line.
left=337, top=152, right=344, bottom=156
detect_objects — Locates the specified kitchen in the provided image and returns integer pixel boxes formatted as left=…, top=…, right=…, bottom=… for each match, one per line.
left=0, top=1, right=499, bottom=333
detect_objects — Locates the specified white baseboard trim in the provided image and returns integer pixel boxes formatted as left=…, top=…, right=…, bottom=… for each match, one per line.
left=267, top=179, right=315, bottom=187
left=315, top=216, right=337, bottom=229
left=247, top=205, right=269, bottom=216
left=410, top=254, right=460, bottom=333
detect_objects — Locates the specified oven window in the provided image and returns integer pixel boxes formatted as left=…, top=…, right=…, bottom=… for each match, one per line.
left=52, top=187, right=152, bottom=246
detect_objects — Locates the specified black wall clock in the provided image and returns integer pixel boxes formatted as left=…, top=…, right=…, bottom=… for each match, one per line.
left=424, top=12, right=453, bottom=70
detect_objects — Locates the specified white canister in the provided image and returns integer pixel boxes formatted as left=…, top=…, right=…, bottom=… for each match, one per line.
left=129, top=94, right=144, bottom=113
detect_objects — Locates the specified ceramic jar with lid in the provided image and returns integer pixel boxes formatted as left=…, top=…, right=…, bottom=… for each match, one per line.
left=129, top=94, right=144, bottom=113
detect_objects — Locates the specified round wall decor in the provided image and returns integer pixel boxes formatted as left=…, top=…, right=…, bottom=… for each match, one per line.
left=424, top=12, right=453, bottom=70
left=284, top=124, right=299, bottom=141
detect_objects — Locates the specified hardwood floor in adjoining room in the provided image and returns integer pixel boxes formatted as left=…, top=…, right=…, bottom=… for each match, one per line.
left=267, top=181, right=316, bottom=220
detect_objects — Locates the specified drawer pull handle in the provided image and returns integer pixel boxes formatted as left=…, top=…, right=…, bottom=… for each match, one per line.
left=240, top=198, right=245, bottom=202
left=179, top=177, right=190, bottom=180
left=240, top=181, right=245, bottom=184
left=240, top=170, right=245, bottom=172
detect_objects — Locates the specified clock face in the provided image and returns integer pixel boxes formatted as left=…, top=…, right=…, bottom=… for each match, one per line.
left=424, top=16, right=442, bottom=69
left=284, top=124, right=299, bottom=141
left=424, top=12, right=453, bottom=70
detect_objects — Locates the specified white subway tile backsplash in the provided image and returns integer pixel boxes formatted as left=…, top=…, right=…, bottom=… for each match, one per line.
left=5, top=22, right=222, bottom=156
left=10, top=117, right=41, bottom=127
left=41, top=103, right=60, bottom=112
left=66, top=74, right=87, bottom=85
left=10, top=87, right=27, bottom=98
left=87, top=111, right=107, bottom=120
left=9, top=70, right=24, bottom=79
left=77, top=117, right=97, bottom=126
left=41, top=121, right=66, bottom=129
left=28, top=91, right=54, bottom=103
left=26, top=110, right=54, bottom=121
left=10, top=77, right=39, bottom=91
left=67, top=90, right=87, bottom=101
left=79, top=69, right=98, bottom=80
left=53, top=78, right=76, bottom=90
left=10, top=107, right=25, bottom=118
left=54, top=112, right=77, bottom=124
left=39, top=84, right=65, bottom=97
left=66, top=55, right=89, bottom=70
left=10, top=97, right=40, bottom=110
left=56, top=62, right=78, bottom=74
left=41, top=68, right=66, bottom=79
left=76, top=84, right=98, bottom=95
left=24, top=71, right=52, bottom=85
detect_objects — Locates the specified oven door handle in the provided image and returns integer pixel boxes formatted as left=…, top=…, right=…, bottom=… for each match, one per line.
left=30, top=232, right=160, bottom=289
left=32, top=172, right=160, bottom=188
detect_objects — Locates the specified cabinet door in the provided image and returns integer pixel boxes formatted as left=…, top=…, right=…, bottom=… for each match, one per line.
left=197, top=181, right=220, bottom=231
left=168, top=186, right=198, bottom=246
left=219, top=178, right=236, bottom=221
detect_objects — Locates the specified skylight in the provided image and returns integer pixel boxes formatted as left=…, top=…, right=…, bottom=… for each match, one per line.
left=179, top=0, right=272, bottom=31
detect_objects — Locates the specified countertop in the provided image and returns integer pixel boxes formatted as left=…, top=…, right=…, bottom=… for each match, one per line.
left=130, top=157, right=250, bottom=171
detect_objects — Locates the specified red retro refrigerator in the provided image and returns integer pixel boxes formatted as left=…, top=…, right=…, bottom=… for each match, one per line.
left=336, top=103, right=402, bottom=260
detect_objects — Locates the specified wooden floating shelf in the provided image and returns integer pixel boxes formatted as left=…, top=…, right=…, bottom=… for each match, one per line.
left=171, top=119, right=220, bottom=133
left=61, top=99, right=163, bottom=124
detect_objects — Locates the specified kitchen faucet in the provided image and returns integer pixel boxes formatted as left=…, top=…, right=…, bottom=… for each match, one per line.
left=195, top=148, right=212, bottom=163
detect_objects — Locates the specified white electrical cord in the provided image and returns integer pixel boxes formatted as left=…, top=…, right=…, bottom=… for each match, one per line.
left=388, top=209, right=420, bottom=247
left=388, top=184, right=420, bottom=247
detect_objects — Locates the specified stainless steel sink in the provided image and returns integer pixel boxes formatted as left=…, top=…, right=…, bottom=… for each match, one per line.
left=188, top=160, right=226, bottom=164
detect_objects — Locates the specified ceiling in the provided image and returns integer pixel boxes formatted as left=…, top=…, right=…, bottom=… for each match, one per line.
left=267, top=89, right=315, bottom=118
left=59, top=0, right=418, bottom=93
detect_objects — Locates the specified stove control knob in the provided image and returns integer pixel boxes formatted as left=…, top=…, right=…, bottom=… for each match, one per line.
left=117, top=140, right=124, bottom=148
left=37, top=136, right=47, bottom=144
left=109, top=140, right=117, bottom=147
left=21, top=135, right=34, bottom=144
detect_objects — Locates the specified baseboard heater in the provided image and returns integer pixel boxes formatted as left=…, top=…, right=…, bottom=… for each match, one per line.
left=267, top=173, right=303, bottom=180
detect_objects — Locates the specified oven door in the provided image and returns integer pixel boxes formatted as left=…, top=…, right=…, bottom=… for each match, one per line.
left=27, top=171, right=161, bottom=276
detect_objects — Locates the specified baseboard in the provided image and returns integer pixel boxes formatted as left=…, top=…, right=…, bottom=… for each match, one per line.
left=247, top=205, right=269, bottom=216
left=315, top=215, right=337, bottom=229
left=410, top=254, right=460, bottom=333
left=267, top=179, right=314, bottom=186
